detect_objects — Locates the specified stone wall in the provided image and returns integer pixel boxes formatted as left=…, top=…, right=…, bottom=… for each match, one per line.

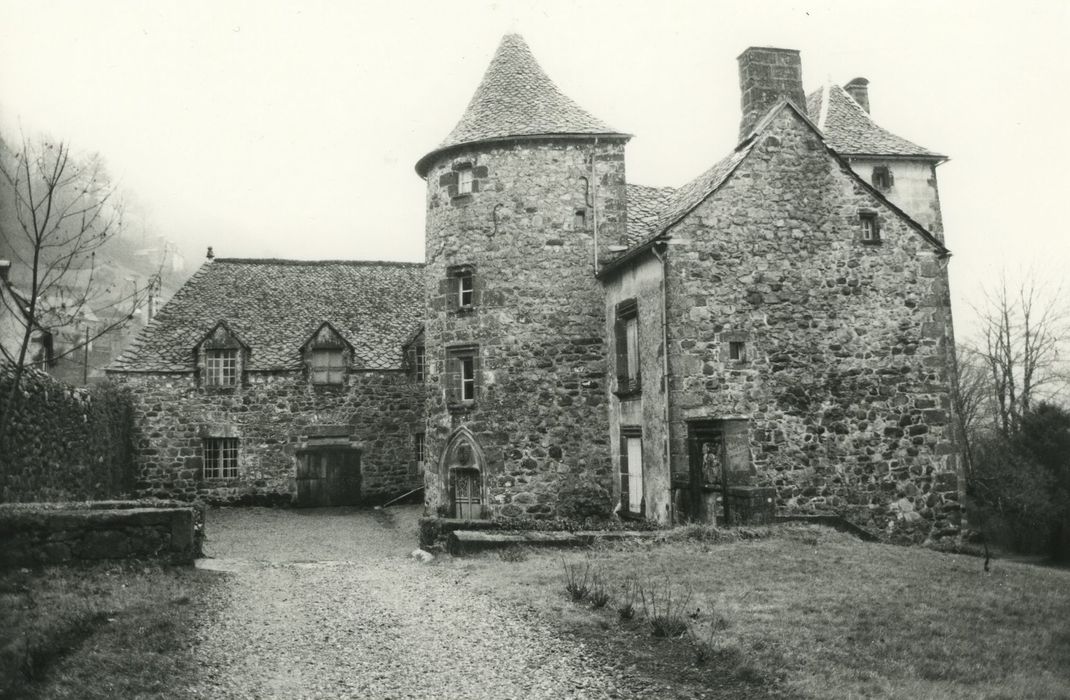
left=111, top=370, right=423, bottom=504
left=0, top=500, right=200, bottom=567
left=0, top=367, right=135, bottom=502
left=421, top=138, right=628, bottom=520
left=846, top=159, right=944, bottom=240
left=661, top=106, right=961, bottom=539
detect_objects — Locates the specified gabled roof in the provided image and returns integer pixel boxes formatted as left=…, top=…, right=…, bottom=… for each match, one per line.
left=625, top=184, right=675, bottom=244
left=108, top=259, right=423, bottom=373
left=415, top=34, right=628, bottom=176
left=600, top=99, right=948, bottom=278
left=300, top=321, right=355, bottom=351
left=806, top=84, right=944, bottom=159
left=194, top=320, right=250, bottom=351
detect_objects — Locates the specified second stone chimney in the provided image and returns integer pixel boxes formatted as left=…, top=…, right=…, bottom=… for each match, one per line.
left=737, top=47, right=807, bottom=141
left=844, top=77, right=870, bottom=113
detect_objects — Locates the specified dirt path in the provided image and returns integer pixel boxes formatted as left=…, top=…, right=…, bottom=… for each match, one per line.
left=188, top=506, right=666, bottom=699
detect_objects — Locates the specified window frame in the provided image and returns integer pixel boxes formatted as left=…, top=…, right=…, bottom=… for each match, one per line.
left=614, top=299, right=641, bottom=396
left=859, top=212, right=881, bottom=244
left=310, top=347, right=346, bottom=385
left=573, top=208, right=587, bottom=230
left=619, top=427, right=645, bottom=518
left=457, top=164, right=474, bottom=196
left=413, top=432, right=426, bottom=474
left=871, top=166, right=893, bottom=190
left=445, top=345, right=480, bottom=409
left=204, top=348, right=239, bottom=387
left=728, top=341, right=746, bottom=362
left=202, top=437, right=239, bottom=480
left=414, top=344, right=425, bottom=382
left=446, top=264, right=478, bottom=313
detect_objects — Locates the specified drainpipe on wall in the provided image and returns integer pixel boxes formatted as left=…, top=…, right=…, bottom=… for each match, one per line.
left=650, top=242, right=678, bottom=525
left=590, top=138, right=599, bottom=275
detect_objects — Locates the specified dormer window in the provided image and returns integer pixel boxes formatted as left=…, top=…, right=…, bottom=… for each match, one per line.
left=205, top=349, right=238, bottom=386
left=871, top=166, right=893, bottom=190
left=311, top=349, right=345, bottom=385
left=860, top=212, right=881, bottom=244
left=301, top=321, right=353, bottom=386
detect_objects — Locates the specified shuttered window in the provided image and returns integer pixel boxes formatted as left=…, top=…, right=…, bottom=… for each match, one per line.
left=311, top=349, right=345, bottom=385
left=446, top=346, right=480, bottom=407
left=620, top=429, right=644, bottom=517
left=615, top=299, right=640, bottom=394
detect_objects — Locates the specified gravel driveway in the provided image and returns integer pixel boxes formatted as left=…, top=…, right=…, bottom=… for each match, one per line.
left=188, top=506, right=667, bottom=699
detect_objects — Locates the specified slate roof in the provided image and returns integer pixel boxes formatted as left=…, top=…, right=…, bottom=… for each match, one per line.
left=108, top=259, right=424, bottom=373
left=416, top=34, right=628, bottom=176
left=625, top=184, right=675, bottom=244
left=806, top=84, right=944, bottom=159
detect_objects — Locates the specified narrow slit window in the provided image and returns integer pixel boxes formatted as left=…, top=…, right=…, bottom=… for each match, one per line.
left=413, top=433, right=425, bottom=474
left=414, top=345, right=425, bottom=381
left=729, top=341, right=746, bottom=361
left=459, top=273, right=474, bottom=308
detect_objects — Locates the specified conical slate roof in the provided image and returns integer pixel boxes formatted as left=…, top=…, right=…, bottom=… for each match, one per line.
left=416, top=34, right=628, bottom=176
left=806, top=84, right=944, bottom=159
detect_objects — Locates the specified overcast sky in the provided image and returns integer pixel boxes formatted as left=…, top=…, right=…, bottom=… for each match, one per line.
left=1, top=0, right=1067, bottom=342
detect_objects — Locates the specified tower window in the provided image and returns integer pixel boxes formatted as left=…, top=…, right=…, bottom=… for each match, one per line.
left=446, top=345, right=480, bottom=407
left=457, top=166, right=473, bottom=195
left=413, top=432, right=425, bottom=474
left=860, top=212, right=880, bottom=244
left=871, top=166, right=893, bottom=190
left=729, top=341, right=746, bottom=361
left=573, top=209, right=587, bottom=230
left=446, top=265, right=477, bottom=312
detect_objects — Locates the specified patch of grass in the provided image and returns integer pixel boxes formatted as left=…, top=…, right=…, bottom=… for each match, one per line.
left=562, top=557, right=592, bottom=602
left=0, top=560, right=218, bottom=699
left=497, top=545, right=529, bottom=563
left=617, top=577, right=639, bottom=620
left=588, top=575, right=610, bottom=609
left=455, top=523, right=1070, bottom=698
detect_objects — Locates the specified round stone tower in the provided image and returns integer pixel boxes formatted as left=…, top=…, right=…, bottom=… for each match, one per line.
left=415, top=34, right=630, bottom=521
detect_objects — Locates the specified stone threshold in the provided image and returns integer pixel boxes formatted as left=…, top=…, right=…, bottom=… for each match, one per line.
left=447, top=529, right=659, bottom=556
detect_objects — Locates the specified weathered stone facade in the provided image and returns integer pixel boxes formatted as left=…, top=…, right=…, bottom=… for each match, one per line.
left=653, top=107, right=959, bottom=536
left=421, top=139, right=628, bottom=520
left=114, top=370, right=422, bottom=504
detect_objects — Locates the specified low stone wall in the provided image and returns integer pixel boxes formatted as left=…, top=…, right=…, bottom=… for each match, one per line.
left=0, top=500, right=203, bottom=568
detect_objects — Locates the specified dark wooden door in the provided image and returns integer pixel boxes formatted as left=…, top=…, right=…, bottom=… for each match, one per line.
left=296, top=449, right=361, bottom=506
left=452, top=468, right=481, bottom=519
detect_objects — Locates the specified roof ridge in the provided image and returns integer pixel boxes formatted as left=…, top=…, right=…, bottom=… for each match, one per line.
left=213, top=258, right=425, bottom=267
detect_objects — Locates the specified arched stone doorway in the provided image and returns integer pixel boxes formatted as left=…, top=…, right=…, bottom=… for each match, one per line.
left=439, top=427, right=486, bottom=519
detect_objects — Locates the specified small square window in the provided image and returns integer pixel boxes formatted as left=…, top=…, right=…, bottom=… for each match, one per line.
left=729, top=341, right=746, bottom=361
left=457, top=167, right=473, bottom=195
left=203, top=438, right=239, bottom=479
left=311, top=348, right=345, bottom=385
left=205, top=349, right=238, bottom=386
left=860, top=213, right=880, bottom=243
left=872, top=166, right=893, bottom=190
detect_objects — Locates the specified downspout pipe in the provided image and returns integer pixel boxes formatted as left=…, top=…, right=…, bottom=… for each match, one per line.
left=650, top=241, right=677, bottom=524
left=590, top=138, right=599, bottom=275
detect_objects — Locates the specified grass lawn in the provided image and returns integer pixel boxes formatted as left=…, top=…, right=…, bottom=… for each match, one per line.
left=449, top=524, right=1070, bottom=698
left=0, top=561, right=219, bottom=699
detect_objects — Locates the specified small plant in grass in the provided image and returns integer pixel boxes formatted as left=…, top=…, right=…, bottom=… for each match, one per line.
left=639, top=579, right=693, bottom=638
left=589, top=575, right=610, bottom=609
left=498, top=545, right=528, bottom=562
left=689, top=623, right=718, bottom=666
left=617, top=577, right=639, bottom=620
left=561, top=557, right=592, bottom=602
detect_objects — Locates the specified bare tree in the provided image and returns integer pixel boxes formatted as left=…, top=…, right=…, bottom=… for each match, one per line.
left=951, top=345, right=993, bottom=478
left=972, top=278, right=1068, bottom=435
left=0, top=136, right=157, bottom=453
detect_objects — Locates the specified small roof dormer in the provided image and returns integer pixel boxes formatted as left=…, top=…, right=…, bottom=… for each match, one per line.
left=415, top=33, right=629, bottom=177
left=194, top=320, right=249, bottom=355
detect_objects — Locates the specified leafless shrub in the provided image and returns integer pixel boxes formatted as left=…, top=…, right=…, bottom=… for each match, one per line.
left=561, top=557, right=591, bottom=602
left=639, top=579, right=692, bottom=637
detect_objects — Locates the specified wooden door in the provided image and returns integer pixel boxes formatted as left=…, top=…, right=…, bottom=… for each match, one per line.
left=296, top=449, right=361, bottom=506
left=452, top=468, right=481, bottom=519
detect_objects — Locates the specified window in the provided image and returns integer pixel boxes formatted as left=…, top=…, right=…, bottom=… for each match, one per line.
left=205, top=349, right=238, bottom=386
left=203, top=438, right=239, bottom=480
left=614, top=299, right=640, bottom=394
left=860, top=212, right=880, bottom=243
left=445, top=265, right=478, bottom=312
left=457, top=166, right=473, bottom=195
left=446, top=346, right=479, bottom=407
left=871, top=166, right=893, bottom=190
left=311, top=349, right=345, bottom=385
left=458, top=272, right=474, bottom=308
left=620, top=429, right=644, bottom=517
left=413, top=432, right=425, bottom=474
left=729, top=341, right=746, bottom=361
left=573, top=209, right=587, bottom=230
left=414, top=345, right=425, bottom=381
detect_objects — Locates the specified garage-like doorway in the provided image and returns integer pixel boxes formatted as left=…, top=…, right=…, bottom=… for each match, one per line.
left=296, top=448, right=361, bottom=506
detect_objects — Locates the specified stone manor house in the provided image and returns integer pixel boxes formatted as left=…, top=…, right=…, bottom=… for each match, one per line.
left=109, top=35, right=962, bottom=537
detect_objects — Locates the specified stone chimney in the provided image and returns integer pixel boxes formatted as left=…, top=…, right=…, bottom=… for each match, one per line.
left=737, top=47, right=807, bottom=141
left=0, top=260, right=10, bottom=283
left=844, top=77, right=870, bottom=113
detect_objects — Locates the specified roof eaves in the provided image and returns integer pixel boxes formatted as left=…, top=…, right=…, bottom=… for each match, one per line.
left=416, top=132, right=632, bottom=178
